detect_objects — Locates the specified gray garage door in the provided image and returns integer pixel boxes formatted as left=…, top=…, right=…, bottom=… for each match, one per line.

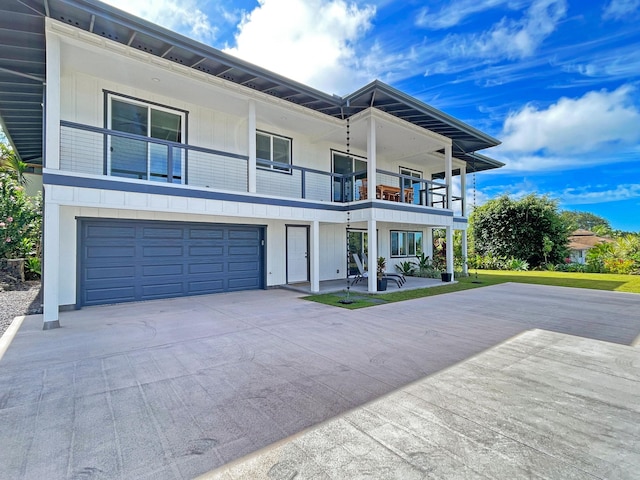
left=79, top=219, right=265, bottom=306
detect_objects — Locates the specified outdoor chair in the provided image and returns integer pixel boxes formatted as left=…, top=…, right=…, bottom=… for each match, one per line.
left=362, top=252, right=406, bottom=286
left=351, top=253, right=403, bottom=288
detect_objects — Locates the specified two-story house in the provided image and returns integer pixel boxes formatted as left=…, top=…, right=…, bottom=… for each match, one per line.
left=0, top=0, right=503, bottom=330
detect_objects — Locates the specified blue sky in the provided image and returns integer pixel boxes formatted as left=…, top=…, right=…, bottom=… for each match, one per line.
left=33, top=1, right=640, bottom=229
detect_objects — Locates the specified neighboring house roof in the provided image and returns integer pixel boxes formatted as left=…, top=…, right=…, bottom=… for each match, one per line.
left=0, top=0, right=502, bottom=171
left=568, top=230, right=613, bottom=251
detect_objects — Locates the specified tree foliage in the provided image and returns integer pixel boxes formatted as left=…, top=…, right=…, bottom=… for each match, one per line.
left=470, top=194, right=568, bottom=268
left=586, top=235, right=640, bottom=274
left=560, top=210, right=611, bottom=234
left=0, top=172, right=41, bottom=259
left=0, top=143, right=29, bottom=186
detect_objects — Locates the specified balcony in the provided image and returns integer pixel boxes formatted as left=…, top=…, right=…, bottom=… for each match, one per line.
left=58, top=121, right=461, bottom=213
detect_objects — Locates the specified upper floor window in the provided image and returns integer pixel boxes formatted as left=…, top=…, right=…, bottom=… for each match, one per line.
left=107, top=93, right=186, bottom=183
left=257, top=131, right=292, bottom=173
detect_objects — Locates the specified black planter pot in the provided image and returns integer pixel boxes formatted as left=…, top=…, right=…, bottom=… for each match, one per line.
left=441, top=272, right=453, bottom=282
left=377, top=278, right=388, bottom=291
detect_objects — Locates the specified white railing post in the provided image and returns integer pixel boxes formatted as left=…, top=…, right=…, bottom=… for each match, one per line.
left=446, top=226, right=454, bottom=278
left=460, top=163, right=467, bottom=217
left=445, top=144, right=452, bottom=209
left=248, top=100, right=257, bottom=193
left=43, top=201, right=60, bottom=328
left=45, top=27, right=61, bottom=170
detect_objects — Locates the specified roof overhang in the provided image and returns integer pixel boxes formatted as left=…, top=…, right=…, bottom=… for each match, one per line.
left=0, top=0, right=502, bottom=170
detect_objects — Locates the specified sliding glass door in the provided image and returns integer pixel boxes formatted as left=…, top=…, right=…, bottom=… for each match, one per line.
left=332, top=151, right=367, bottom=202
left=347, top=230, right=368, bottom=276
left=108, top=95, right=185, bottom=182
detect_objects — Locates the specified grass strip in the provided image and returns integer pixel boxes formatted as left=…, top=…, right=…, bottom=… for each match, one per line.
left=303, top=271, right=640, bottom=309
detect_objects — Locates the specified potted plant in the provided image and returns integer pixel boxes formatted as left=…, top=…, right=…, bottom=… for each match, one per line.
left=377, top=256, right=388, bottom=291
left=432, top=252, right=452, bottom=282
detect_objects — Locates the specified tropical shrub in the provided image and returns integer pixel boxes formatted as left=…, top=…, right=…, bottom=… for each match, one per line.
left=0, top=173, right=42, bottom=261
left=395, top=260, right=415, bottom=276
left=586, top=236, right=640, bottom=275
left=25, top=256, right=42, bottom=276
left=506, top=257, right=529, bottom=271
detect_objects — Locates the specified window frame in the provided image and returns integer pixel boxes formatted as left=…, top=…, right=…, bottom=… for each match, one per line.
left=256, top=130, right=293, bottom=174
left=390, top=230, right=423, bottom=258
left=105, top=92, right=187, bottom=183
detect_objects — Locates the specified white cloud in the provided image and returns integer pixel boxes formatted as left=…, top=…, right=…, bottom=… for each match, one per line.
left=416, top=0, right=526, bottom=29
left=101, top=0, right=218, bottom=43
left=603, top=0, right=640, bottom=20
left=559, top=184, right=640, bottom=204
left=223, top=0, right=376, bottom=94
left=499, top=85, right=640, bottom=155
left=444, top=0, right=567, bottom=60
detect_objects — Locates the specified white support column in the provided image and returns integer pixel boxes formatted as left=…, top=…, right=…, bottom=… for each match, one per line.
left=42, top=201, right=60, bottom=328
left=445, top=144, right=452, bottom=210
left=310, top=221, right=320, bottom=293
left=44, top=28, right=61, bottom=170
left=460, top=163, right=467, bottom=217
left=247, top=100, right=257, bottom=193
left=366, top=116, right=376, bottom=201
left=367, top=218, right=377, bottom=292
left=461, top=228, right=468, bottom=275
left=425, top=227, right=434, bottom=261
left=446, top=225, right=454, bottom=279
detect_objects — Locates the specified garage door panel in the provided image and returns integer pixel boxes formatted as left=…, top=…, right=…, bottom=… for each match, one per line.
left=80, top=220, right=264, bottom=306
left=228, top=261, right=259, bottom=272
left=188, top=279, right=225, bottom=292
left=189, top=246, right=224, bottom=256
left=86, top=265, right=135, bottom=279
left=189, top=228, right=224, bottom=239
left=188, top=262, right=224, bottom=274
left=229, top=229, right=260, bottom=240
left=85, top=286, right=136, bottom=303
left=142, top=246, right=184, bottom=257
left=142, top=227, right=184, bottom=239
left=142, top=264, right=184, bottom=276
left=85, top=225, right=136, bottom=238
left=141, top=282, right=185, bottom=298
left=228, top=277, right=260, bottom=289
left=86, top=246, right=136, bottom=259
left=228, top=245, right=259, bottom=256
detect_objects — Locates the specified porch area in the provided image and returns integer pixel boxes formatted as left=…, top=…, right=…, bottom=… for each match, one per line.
left=283, top=275, right=449, bottom=295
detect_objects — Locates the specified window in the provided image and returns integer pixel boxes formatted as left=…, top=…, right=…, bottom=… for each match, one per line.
left=332, top=150, right=367, bottom=202
left=347, top=230, right=368, bottom=276
left=391, top=230, right=423, bottom=257
left=107, top=94, right=185, bottom=183
left=257, top=131, right=292, bottom=173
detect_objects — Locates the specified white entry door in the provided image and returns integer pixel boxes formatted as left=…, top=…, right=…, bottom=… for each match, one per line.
left=287, top=226, right=309, bottom=283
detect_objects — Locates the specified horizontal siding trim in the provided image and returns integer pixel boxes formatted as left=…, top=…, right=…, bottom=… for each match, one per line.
left=45, top=172, right=454, bottom=216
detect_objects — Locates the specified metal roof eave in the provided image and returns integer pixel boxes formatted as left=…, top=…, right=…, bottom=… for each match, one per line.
left=0, top=0, right=502, bottom=171
left=52, top=0, right=344, bottom=109
left=343, top=80, right=502, bottom=153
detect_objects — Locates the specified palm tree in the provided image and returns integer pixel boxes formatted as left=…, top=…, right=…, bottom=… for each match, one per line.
left=0, top=143, right=28, bottom=186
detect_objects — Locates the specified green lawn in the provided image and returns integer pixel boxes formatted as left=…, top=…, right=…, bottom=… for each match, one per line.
left=304, top=270, right=640, bottom=309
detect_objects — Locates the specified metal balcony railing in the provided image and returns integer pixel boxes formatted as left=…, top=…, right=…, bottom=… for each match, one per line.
left=59, top=121, right=459, bottom=212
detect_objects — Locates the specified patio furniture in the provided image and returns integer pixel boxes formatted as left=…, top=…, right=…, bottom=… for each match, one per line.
left=376, top=184, right=413, bottom=203
left=352, top=253, right=403, bottom=288
left=362, top=252, right=405, bottom=286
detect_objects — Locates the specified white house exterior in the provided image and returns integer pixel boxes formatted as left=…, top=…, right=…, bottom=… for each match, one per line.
left=0, top=0, right=502, bottom=330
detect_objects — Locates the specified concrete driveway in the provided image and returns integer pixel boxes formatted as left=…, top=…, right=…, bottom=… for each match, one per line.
left=1, top=283, right=639, bottom=479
